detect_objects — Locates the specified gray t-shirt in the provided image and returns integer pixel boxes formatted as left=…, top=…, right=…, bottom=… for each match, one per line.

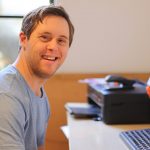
left=0, top=65, right=50, bottom=150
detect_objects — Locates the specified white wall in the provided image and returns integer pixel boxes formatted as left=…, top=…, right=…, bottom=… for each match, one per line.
left=57, top=0, right=150, bottom=73
left=0, top=0, right=149, bottom=73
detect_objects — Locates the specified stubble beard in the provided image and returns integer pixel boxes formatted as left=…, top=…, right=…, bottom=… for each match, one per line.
left=31, top=63, right=60, bottom=79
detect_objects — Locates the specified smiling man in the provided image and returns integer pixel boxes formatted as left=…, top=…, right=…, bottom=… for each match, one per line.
left=0, top=5, right=74, bottom=150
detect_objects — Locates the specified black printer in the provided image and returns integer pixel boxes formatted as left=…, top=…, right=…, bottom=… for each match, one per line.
left=87, top=75, right=150, bottom=124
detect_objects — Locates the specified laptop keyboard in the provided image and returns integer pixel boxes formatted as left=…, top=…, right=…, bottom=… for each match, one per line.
left=120, top=128, right=150, bottom=150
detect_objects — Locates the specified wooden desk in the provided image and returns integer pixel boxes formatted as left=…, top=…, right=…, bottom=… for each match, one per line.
left=66, top=103, right=150, bottom=150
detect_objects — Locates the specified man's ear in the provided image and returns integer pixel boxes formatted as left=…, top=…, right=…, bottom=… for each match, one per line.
left=19, top=32, right=28, bottom=50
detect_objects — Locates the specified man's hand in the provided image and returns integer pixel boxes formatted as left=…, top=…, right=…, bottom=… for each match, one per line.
left=146, top=78, right=150, bottom=97
left=146, top=86, right=150, bottom=97
left=38, top=145, right=45, bottom=150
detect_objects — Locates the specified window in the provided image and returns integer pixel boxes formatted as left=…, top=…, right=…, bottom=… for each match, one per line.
left=0, top=0, right=50, bottom=17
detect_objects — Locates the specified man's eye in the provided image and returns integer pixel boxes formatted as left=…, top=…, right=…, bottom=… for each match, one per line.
left=58, top=39, right=68, bottom=46
left=39, top=35, right=49, bottom=42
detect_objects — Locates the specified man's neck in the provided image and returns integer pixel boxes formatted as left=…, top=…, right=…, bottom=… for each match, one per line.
left=13, top=55, right=45, bottom=97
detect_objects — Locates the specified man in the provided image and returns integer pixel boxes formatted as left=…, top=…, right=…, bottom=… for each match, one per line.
left=0, top=5, right=74, bottom=150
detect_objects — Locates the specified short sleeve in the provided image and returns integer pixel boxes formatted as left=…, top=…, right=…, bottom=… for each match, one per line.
left=0, top=93, right=26, bottom=150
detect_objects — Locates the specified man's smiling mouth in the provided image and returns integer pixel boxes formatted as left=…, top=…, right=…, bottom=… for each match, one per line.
left=42, top=55, right=58, bottom=61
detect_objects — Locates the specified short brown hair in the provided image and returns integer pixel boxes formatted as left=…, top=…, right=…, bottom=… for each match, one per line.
left=21, top=5, right=74, bottom=47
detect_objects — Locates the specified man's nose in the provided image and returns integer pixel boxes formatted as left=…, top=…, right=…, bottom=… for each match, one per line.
left=47, top=39, right=58, bottom=51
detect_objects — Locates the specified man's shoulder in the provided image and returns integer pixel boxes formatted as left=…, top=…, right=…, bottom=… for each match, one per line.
left=0, top=65, right=30, bottom=104
left=0, top=65, right=24, bottom=92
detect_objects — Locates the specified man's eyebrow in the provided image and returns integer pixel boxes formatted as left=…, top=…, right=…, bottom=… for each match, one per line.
left=39, top=32, right=51, bottom=35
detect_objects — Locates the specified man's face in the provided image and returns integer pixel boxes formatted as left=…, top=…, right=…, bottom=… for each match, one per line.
left=20, top=16, right=70, bottom=79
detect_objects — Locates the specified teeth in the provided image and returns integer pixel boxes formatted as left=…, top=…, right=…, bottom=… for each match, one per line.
left=48, top=57, right=55, bottom=60
left=43, top=55, right=56, bottom=61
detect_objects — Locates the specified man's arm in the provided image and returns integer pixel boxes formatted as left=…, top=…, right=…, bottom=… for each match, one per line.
left=0, top=94, right=25, bottom=149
